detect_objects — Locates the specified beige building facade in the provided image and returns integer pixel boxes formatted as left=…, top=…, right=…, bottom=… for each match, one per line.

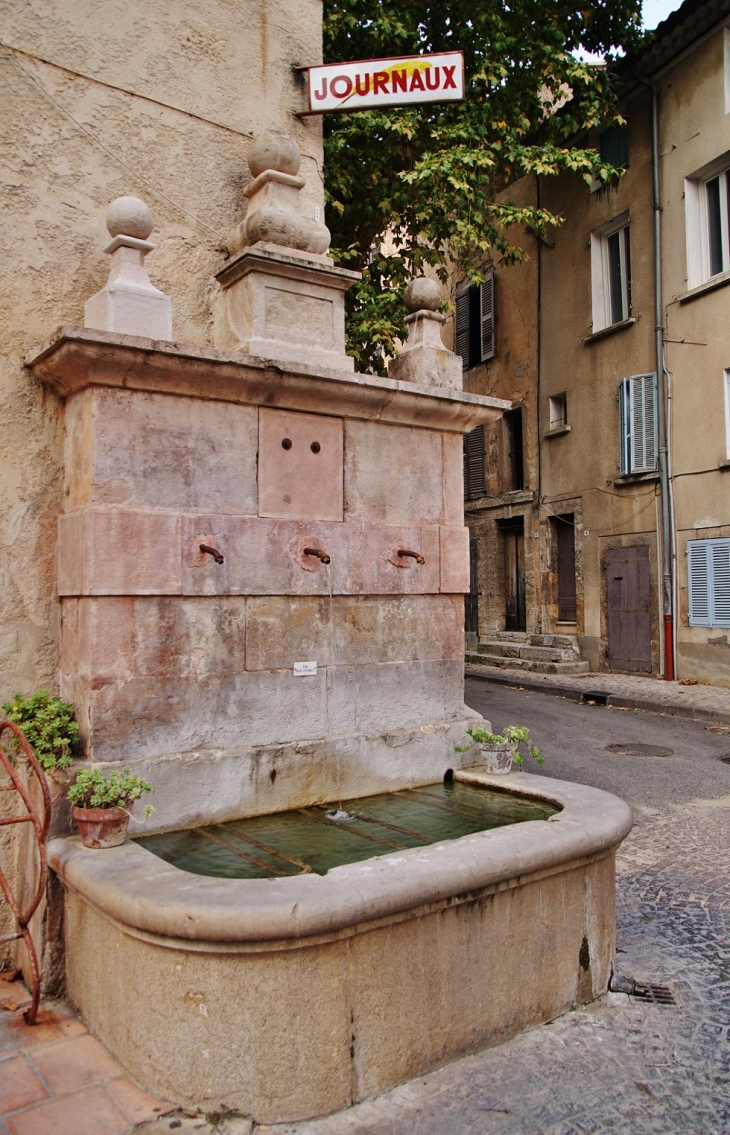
left=0, top=0, right=324, bottom=704
left=461, top=0, right=730, bottom=687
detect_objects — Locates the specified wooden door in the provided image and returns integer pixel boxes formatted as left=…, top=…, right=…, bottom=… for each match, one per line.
left=605, top=546, right=651, bottom=672
left=465, top=537, right=479, bottom=634
left=503, top=525, right=526, bottom=632
left=556, top=516, right=577, bottom=621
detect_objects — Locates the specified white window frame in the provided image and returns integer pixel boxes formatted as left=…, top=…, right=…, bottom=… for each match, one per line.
left=590, top=212, right=630, bottom=332
left=725, top=369, right=730, bottom=460
left=618, top=373, right=658, bottom=476
left=687, top=537, right=730, bottom=627
left=685, top=152, right=730, bottom=289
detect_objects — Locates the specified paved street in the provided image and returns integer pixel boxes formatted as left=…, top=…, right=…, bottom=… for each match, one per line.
left=270, top=681, right=730, bottom=1135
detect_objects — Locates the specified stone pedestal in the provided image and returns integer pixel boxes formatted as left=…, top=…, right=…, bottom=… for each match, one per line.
left=388, top=309, right=462, bottom=389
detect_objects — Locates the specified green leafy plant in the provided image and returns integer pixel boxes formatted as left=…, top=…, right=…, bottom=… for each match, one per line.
left=68, top=767, right=154, bottom=814
left=1, top=691, right=79, bottom=772
left=323, top=0, right=647, bottom=372
left=456, top=724, right=544, bottom=767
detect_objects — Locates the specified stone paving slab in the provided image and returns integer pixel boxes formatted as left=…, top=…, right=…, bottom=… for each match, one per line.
left=466, top=662, right=730, bottom=725
left=268, top=794, right=730, bottom=1135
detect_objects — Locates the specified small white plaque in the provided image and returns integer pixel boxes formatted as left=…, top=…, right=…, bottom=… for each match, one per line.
left=293, top=661, right=317, bottom=676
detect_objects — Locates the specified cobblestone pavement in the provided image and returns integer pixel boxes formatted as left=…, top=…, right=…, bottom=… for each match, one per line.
left=465, top=662, right=730, bottom=725
left=269, top=794, right=730, bottom=1135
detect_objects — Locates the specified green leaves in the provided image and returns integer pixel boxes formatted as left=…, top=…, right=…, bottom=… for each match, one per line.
left=323, top=0, right=645, bottom=371
left=455, top=723, right=544, bottom=765
left=68, top=767, right=153, bottom=812
left=2, top=690, right=79, bottom=772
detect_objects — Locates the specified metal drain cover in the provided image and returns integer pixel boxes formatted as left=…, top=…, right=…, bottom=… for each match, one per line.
left=606, top=743, right=674, bottom=758
left=632, top=982, right=677, bottom=1006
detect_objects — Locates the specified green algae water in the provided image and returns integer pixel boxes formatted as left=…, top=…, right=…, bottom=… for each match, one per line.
left=137, top=781, right=558, bottom=880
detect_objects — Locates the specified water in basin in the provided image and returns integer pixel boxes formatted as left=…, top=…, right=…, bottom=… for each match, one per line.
left=137, top=780, right=558, bottom=879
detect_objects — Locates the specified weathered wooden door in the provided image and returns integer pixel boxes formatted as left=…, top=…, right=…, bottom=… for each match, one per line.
left=465, top=536, right=479, bottom=634
left=605, top=545, right=651, bottom=672
left=556, top=515, right=577, bottom=622
left=503, top=523, right=526, bottom=632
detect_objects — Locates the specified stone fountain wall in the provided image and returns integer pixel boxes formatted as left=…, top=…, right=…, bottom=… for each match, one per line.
left=30, top=137, right=508, bottom=833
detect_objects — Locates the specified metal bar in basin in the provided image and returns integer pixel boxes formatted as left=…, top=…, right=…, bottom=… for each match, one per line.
left=350, top=812, right=436, bottom=844
left=196, top=828, right=295, bottom=876
left=299, top=808, right=408, bottom=850
left=408, top=786, right=535, bottom=824
left=212, top=824, right=312, bottom=874
left=395, top=788, right=523, bottom=825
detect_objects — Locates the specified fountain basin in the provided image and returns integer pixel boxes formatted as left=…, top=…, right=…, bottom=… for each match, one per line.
left=48, top=769, right=632, bottom=1123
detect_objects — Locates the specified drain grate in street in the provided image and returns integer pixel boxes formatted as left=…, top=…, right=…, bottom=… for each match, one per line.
left=631, top=982, right=677, bottom=1006
left=606, top=743, right=674, bottom=758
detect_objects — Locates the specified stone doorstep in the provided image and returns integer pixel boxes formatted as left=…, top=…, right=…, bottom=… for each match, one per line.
left=494, top=631, right=579, bottom=649
left=474, top=642, right=584, bottom=664
left=466, top=652, right=590, bottom=675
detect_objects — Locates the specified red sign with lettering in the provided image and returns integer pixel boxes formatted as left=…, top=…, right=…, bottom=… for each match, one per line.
left=307, top=53, right=464, bottom=114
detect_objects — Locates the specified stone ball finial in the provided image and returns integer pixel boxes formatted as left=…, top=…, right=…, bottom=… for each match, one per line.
left=248, top=133, right=301, bottom=179
left=404, top=276, right=442, bottom=313
left=106, top=196, right=154, bottom=240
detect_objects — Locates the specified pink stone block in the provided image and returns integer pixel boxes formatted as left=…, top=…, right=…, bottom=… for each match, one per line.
left=360, top=524, right=440, bottom=595
left=439, top=525, right=470, bottom=593
left=442, top=431, right=465, bottom=524
left=345, top=421, right=445, bottom=523
left=58, top=509, right=182, bottom=595
left=258, top=408, right=343, bottom=521
left=75, top=598, right=134, bottom=680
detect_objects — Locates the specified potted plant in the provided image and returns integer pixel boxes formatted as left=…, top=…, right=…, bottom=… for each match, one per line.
left=1, top=691, right=78, bottom=776
left=68, top=767, right=153, bottom=848
left=456, top=725, right=544, bottom=775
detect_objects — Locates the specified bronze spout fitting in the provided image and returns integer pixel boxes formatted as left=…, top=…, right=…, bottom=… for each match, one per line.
left=398, top=549, right=425, bottom=565
left=200, top=544, right=224, bottom=564
left=304, top=547, right=330, bottom=564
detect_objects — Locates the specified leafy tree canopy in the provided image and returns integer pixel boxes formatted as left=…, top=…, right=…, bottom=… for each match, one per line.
left=322, top=0, right=644, bottom=372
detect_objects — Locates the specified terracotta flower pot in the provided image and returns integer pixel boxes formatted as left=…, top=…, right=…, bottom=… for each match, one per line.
left=477, top=742, right=516, bottom=775
left=72, top=805, right=131, bottom=848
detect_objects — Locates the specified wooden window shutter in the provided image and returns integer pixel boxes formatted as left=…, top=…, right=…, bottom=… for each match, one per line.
left=618, top=374, right=657, bottom=475
left=463, top=426, right=485, bottom=500
left=455, top=289, right=470, bottom=369
left=711, top=539, right=730, bottom=625
left=480, top=270, right=495, bottom=361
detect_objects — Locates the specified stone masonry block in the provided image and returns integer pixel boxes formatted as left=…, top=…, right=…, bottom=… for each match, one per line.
left=88, top=388, right=259, bottom=514
left=439, top=525, right=470, bottom=593
left=442, top=432, right=465, bottom=524
left=245, top=595, right=464, bottom=670
left=258, top=408, right=343, bottom=521
left=345, top=421, right=445, bottom=524
left=58, top=509, right=182, bottom=595
left=326, top=659, right=465, bottom=737
left=84, top=668, right=327, bottom=762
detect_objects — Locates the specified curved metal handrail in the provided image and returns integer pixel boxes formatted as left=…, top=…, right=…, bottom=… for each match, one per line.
left=0, top=720, right=51, bottom=1024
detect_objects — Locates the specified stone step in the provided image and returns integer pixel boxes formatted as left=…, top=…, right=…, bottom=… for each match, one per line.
left=476, top=641, right=580, bottom=663
left=465, top=652, right=590, bottom=676
left=493, top=631, right=578, bottom=649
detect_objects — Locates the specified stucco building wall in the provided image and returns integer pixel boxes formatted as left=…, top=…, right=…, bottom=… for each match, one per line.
left=0, top=0, right=323, bottom=702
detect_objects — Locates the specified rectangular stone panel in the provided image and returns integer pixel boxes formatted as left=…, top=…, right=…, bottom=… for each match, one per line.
left=359, top=524, right=440, bottom=595
left=264, top=286, right=335, bottom=348
left=245, top=594, right=464, bottom=670
left=326, top=659, right=465, bottom=736
left=345, top=421, right=445, bottom=523
left=66, top=388, right=258, bottom=514
left=439, top=525, right=470, bottom=593
left=58, top=509, right=182, bottom=595
left=258, top=408, right=343, bottom=521
left=442, top=431, right=465, bottom=524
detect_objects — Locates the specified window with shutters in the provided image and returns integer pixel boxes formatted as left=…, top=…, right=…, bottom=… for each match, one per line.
left=685, top=154, right=730, bottom=288
left=618, top=373, right=658, bottom=476
left=455, top=270, right=495, bottom=369
left=590, top=213, right=631, bottom=332
left=600, top=125, right=629, bottom=171
left=687, top=538, right=730, bottom=627
left=725, top=369, right=730, bottom=459
left=463, top=426, right=486, bottom=500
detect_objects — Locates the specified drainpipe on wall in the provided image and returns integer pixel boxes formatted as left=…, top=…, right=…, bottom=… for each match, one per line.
left=631, top=64, right=675, bottom=680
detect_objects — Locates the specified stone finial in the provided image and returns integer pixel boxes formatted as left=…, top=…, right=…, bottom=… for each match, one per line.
left=387, top=276, right=462, bottom=391
left=84, top=196, right=172, bottom=340
left=227, top=133, right=330, bottom=257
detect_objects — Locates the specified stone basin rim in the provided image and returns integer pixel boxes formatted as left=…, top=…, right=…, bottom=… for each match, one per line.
left=49, top=771, right=632, bottom=945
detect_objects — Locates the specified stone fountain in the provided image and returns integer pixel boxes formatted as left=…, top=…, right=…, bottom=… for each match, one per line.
left=28, top=135, right=632, bottom=1123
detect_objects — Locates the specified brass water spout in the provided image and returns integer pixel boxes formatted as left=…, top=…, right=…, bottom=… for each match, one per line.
left=200, top=544, right=224, bottom=564
left=398, top=549, right=425, bottom=565
left=304, top=547, right=330, bottom=564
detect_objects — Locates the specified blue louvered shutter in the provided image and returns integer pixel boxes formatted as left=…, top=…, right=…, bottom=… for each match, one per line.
left=688, top=538, right=730, bottom=627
